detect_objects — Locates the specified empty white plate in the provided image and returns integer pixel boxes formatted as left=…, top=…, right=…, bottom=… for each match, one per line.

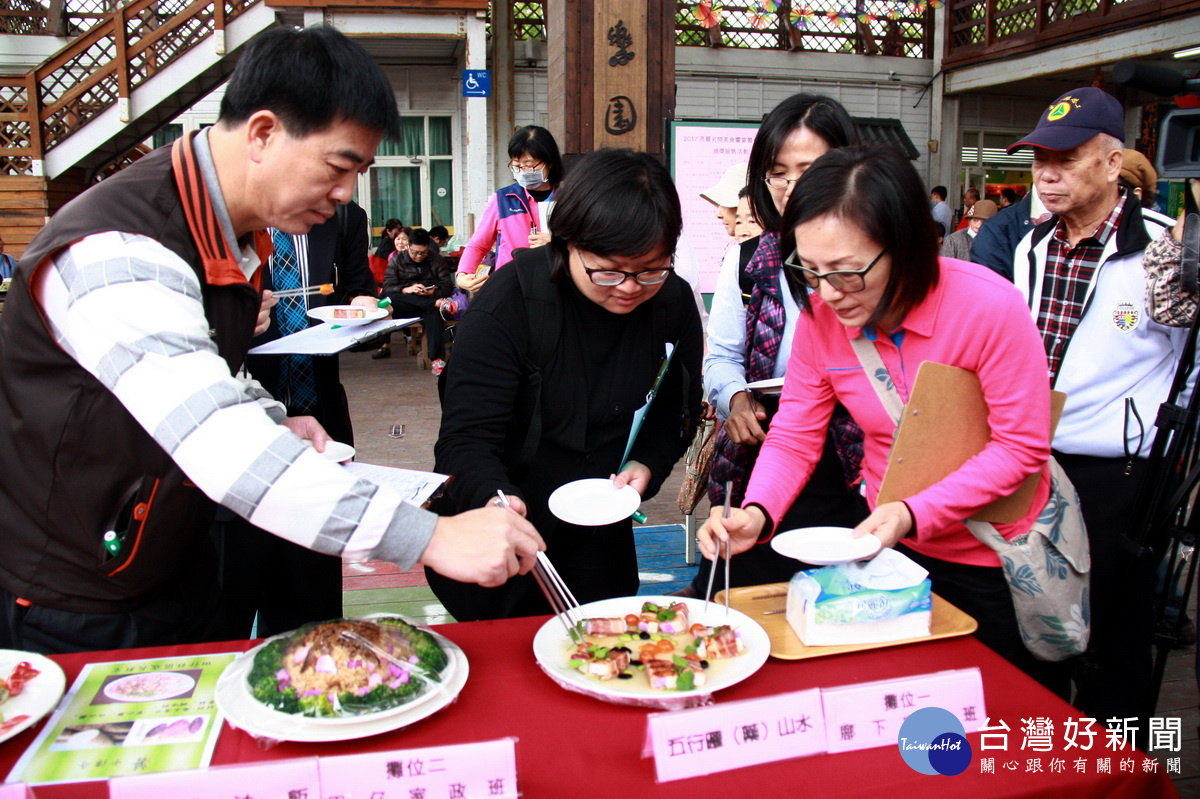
left=770, top=526, right=882, bottom=565
left=547, top=479, right=641, bottom=526
left=307, top=440, right=355, bottom=462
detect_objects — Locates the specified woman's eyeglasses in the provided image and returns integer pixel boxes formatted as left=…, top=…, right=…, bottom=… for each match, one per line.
left=783, top=249, right=887, bottom=293
left=578, top=251, right=674, bottom=287
left=509, top=161, right=546, bottom=174
left=762, top=174, right=803, bottom=190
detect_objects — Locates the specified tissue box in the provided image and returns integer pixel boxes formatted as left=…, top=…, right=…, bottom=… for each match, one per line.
left=786, top=549, right=932, bottom=646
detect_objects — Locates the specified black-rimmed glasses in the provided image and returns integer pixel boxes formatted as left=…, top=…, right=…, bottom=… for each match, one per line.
left=509, top=161, right=546, bottom=174
left=763, top=174, right=802, bottom=190
left=578, top=250, right=674, bottom=287
left=783, top=248, right=887, bottom=293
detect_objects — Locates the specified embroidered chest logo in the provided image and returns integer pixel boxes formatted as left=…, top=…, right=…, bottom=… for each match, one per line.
left=1112, top=301, right=1139, bottom=333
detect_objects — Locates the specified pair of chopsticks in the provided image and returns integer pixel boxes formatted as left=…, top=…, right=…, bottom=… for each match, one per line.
left=494, top=490, right=583, bottom=644
left=703, top=480, right=733, bottom=618
left=272, top=283, right=333, bottom=298
left=337, top=629, right=443, bottom=686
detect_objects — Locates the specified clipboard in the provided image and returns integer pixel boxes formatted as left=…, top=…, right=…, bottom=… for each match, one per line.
left=875, top=362, right=1065, bottom=524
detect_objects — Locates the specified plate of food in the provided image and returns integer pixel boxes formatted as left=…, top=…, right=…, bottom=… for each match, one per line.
left=547, top=479, right=641, bottom=526
left=307, top=305, right=388, bottom=326
left=771, top=527, right=882, bottom=565
left=215, top=617, right=467, bottom=742
left=531, top=596, right=769, bottom=707
left=103, top=671, right=196, bottom=703
left=0, top=650, right=66, bottom=744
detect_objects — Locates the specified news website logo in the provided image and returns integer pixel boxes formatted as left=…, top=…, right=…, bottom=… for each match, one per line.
left=897, top=707, right=973, bottom=776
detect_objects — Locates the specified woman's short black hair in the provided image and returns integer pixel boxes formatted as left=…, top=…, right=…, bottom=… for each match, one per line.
left=781, top=146, right=940, bottom=330
left=507, top=126, right=565, bottom=187
left=384, top=218, right=403, bottom=233
left=746, top=94, right=857, bottom=233
left=547, top=148, right=682, bottom=282
left=219, top=26, right=401, bottom=141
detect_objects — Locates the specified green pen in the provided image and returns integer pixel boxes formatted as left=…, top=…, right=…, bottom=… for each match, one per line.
left=632, top=510, right=648, bottom=524
left=103, top=530, right=122, bottom=556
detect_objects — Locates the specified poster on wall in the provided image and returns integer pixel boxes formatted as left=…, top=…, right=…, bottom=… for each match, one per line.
left=668, top=119, right=760, bottom=294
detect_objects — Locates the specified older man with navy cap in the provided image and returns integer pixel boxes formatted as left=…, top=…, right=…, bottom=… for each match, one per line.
left=1008, top=87, right=1180, bottom=732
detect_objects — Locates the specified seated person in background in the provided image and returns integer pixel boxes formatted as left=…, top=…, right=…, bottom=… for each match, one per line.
left=940, top=199, right=998, bottom=262
left=429, top=225, right=451, bottom=254
left=377, top=228, right=456, bottom=374
left=375, top=218, right=403, bottom=261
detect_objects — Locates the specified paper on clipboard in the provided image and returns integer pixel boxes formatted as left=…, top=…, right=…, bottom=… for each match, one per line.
left=343, top=462, right=449, bottom=508
left=248, top=317, right=419, bottom=356
left=875, top=362, right=1065, bottom=524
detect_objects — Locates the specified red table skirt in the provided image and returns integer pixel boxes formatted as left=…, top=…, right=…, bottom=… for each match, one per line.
left=0, top=615, right=1178, bottom=798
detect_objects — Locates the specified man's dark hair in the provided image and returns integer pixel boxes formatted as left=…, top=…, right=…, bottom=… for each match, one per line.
left=1001, top=188, right=1018, bottom=205
left=964, top=187, right=980, bottom=201
left=746, top=94, right=858, bottom=234
left=508, top=126, right=565, bottom=187
left=781, top=146, right=940, bottom=331
left=219, top=26, right=401, bottom=140
left=931, top=185, right=948, bottom=201
left=429, top=225, right=449, bottom=241
left=408, top=228, right=432, bottom=247
left=547, top=148, right=681, bottom=282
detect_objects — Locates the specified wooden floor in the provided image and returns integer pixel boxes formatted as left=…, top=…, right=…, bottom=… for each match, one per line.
left=334, top=338, right=1200, bottom=795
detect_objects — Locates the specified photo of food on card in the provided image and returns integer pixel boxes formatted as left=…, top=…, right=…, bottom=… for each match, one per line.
left=531, top=596, right=769, bottom=708
left=307, top=305, right=388, bottom=326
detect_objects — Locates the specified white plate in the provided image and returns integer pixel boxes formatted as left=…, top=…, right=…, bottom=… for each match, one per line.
left=744, top=377, right=785, bottom=394
left=771, top=526, right=882, bottom=565
left=215, top=628, right=467, bottom=742
left=103, top=671, right=196, bottom=703
left=0, top=650, right=67, bottom=744
left=547, top=479, right=641, bottom=526
left=314, top=441, right=355, bottom=463
left=531, top=596, right=769, bottom=706
left=307, top=306, right=388, bottom=326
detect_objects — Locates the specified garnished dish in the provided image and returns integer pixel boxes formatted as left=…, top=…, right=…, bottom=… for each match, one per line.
left=247, top=617, right=449, bottom=719
left=0, top=650, right=66, bottom=744
left=216, top=617, right=469, bottom=742
left=570, top=602, right=747, bottom=692
left=531, top=596, right=770, bottom=708
left=307, top=305, right=388, bottom=326
left=103, top=671, right=195, bottom=703
left=0, top=660, right=41, bottom=737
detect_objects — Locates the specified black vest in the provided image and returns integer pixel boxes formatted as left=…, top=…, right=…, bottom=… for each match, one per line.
left=0, top=145, right=260, bottom=612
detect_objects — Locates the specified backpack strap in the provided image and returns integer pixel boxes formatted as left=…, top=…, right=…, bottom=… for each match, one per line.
left=513, top=248, right=562, bottom=468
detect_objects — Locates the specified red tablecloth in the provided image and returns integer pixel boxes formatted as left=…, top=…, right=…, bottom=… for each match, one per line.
left=0, top=616, right=1179, bottom=797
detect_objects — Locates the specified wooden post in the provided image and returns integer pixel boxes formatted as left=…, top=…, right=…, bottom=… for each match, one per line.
left=546, top=0, right=675, bottom=162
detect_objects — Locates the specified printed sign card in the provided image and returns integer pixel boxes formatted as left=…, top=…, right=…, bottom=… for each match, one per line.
left=645, top=688, right=825, bottom=782
left=821, top=667, right=986, bottom=754
left=318, top=738, right=519, bottom=798
left=7, top=653, right=236, bottom=785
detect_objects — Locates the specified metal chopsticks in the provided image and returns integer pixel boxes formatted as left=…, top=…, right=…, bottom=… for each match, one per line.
left=704, top=480, right=733, bottom=617
left=494, top=490, right=584, bottom=644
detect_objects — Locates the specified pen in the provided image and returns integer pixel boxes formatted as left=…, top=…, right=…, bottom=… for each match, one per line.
left=103, top=530, right=122, bottom=556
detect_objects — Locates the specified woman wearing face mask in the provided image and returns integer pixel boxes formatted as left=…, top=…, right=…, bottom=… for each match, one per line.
left=456, top=125, right=564, bottom=295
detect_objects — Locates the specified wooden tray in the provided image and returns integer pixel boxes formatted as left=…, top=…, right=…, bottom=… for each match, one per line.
left=714, top=583, right=978, bottom=660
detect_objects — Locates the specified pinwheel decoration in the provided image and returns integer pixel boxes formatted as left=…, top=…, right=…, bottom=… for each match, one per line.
left=695, top=0, right=723, bottom=28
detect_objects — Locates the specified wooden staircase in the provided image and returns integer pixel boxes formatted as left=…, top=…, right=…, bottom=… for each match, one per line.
left=0, top=0, right=275, bottom=254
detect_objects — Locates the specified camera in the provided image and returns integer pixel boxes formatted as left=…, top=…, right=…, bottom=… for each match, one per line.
left=1114, top=59, right=1200, bottom=178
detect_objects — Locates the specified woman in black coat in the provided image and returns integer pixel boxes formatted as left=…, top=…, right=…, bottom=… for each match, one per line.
left=429, top=149, right=703, bottom=620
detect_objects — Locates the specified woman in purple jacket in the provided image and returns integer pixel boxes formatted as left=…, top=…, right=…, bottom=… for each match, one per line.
left=456, top=126, right=564, bottom=295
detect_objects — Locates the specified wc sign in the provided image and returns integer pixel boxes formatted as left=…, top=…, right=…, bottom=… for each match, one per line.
left=462, top=70, right=490, bottom=98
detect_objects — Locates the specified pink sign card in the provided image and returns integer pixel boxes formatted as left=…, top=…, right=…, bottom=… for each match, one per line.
left=820, top=668, right=986, bottom=755
left=668, top=120, right=760, bottom=294
left=317, top=739, right=518, bottom=799
left=0, top=784, right=33, bottom=799
left=645, top=688, right=825, bottom=783
left=109, top=757, right=319, bottom=799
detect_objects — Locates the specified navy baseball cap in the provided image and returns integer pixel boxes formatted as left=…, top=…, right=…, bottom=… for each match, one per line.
left=1006, top=87, right=1125, bottom=154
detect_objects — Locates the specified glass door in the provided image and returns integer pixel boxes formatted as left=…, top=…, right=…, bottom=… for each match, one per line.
left=358, top=115, right=456, bottom=243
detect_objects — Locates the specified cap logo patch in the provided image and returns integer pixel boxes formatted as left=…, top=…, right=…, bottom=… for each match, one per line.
left=1046, top=96, right=1082, bottom=122
left=1113, top=301, right=1139, bottom=333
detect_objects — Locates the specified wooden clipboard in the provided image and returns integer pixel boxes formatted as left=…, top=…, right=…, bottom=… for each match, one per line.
left=875, top=362, right=1064, bottom=524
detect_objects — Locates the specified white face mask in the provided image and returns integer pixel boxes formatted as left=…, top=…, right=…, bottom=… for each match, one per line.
left=513, top=169, right=546, bottom=189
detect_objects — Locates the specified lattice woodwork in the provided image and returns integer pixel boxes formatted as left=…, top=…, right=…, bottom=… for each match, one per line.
left=512, top=0, right=545, bottom=40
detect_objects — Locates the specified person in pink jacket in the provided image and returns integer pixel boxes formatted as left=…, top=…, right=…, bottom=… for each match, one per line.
left=456, top=125, right=563, bottom=294
left=699, top=146, right=1068, bottom=695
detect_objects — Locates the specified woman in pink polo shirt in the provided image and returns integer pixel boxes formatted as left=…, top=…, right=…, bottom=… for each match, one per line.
left=699, top=146, right=1067, bottom=695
